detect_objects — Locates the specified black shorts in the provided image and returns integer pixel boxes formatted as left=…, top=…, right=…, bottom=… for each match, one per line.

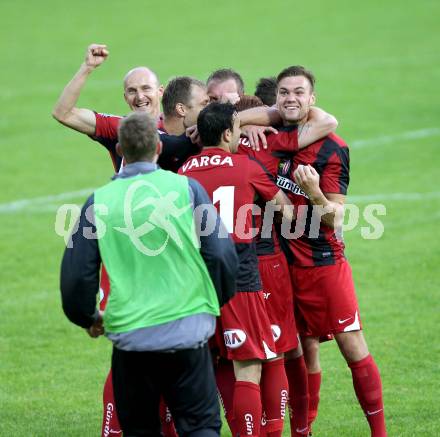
left=111, top=343, right=221, bottom=437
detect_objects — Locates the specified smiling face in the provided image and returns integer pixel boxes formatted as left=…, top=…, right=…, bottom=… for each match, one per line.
left=276, top=75, right=315, bottom=125
left=123, top=68, right=163, bottom=117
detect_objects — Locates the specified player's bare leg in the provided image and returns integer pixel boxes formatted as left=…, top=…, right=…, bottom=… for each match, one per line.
left=335, top=330, right=368, bottom=362
left=260, top=354, right=289, bottom=437
left=285, top=343, right=309, bottom=436
left=335, top=330, right=387, bottom=437
left=233, top=360, right=263, bottom=437
left=301, top=336, right=322, bottom=434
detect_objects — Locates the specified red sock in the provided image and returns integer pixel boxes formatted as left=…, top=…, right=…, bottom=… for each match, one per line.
left=285, top=356, right=309, bottom=436
left=215, top=358, right=236, bottom=434
left=260, top=359, right=288, bottom=437
left=307, top=372, right=321, bottom=430
left=159, top=397, right=178, bottom=437
left=349, top=354, right=387, bottom=437
left=101, top=370, right=122, bottom=437
left=233, top=381, right=262, bottom=436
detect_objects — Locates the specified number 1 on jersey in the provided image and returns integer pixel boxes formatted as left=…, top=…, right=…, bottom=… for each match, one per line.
left=213, top=186, right=235, bottom=233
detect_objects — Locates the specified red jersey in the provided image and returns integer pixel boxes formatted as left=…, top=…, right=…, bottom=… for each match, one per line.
left=179, top=147, right=279, bottom=291
left=270, top=129, right=350, bottom=267
left=237, top=126, right=299, bottom=256
left=90, top=112, right=200, bottom=173
left=90, top=112, right=122, bottom=171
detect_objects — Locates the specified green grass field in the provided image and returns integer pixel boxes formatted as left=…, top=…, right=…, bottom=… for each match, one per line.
left=1, top=0, right=439, bottom=435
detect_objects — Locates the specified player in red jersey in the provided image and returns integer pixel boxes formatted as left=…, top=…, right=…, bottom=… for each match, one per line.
left=236, top=95, right=338, bottom=437
left=52, top=44, right=163, bottom=169
left=52, top=45, right=202, bottom=174
left=180, top=102, right=296, bottom=437
left=269, top=66, right=387, bottom=437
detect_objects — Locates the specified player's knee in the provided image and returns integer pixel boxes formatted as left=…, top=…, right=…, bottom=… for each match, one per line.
left=335, top=330, right=369, bottom=363
left=233, top=360, right=262, bottom=384
left=301, top=337, right=321, bottom=372
left=285, top=346, right=302, bottom=361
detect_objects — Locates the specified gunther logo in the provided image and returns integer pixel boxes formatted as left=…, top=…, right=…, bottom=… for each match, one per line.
left=244, top=413, right=254, bottom=434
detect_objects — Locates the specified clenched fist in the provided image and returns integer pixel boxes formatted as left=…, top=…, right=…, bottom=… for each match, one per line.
left=84, top=44, right=109, bottom=69
left=293, top=164, right=321, bottom=198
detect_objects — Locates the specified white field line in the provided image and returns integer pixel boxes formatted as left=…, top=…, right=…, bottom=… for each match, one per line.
left=350, top=127, right=440, bottom=149
left=348, top=192, right=440, bottom=203
left=0, top=127, right=439, bottom=214
left=1, top=190, right=439, bottom=215
left=0, top=188, right=94, bottom=213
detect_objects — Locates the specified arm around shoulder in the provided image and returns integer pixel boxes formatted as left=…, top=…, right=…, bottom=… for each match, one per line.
left=298, top=106, right=338, bottom=148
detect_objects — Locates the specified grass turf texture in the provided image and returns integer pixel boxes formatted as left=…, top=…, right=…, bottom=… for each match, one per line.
left=1, top=0, right=439, bottom=435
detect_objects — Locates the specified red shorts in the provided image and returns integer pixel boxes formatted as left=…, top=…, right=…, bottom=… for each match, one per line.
left=216, top=291, right=277, bottom=361
left=258, top=252, right=299, bottom=353
left=290, top=260, right=362, bottom=337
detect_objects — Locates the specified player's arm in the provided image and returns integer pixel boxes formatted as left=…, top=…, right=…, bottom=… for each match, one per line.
left=60, top=195, right=103, bottom=334
left=297, top=106, right=338, bottom=149
left=239, top=106, right=281, bottom=127
left=250, top=160, right=296, bottom=222
left=270, top=190, right=296, bottom=223
left=293, top=164, right=344, bottom=229
left=238, top=106, right=337, bottom=151
left=52, top=44, right=109, bottom=135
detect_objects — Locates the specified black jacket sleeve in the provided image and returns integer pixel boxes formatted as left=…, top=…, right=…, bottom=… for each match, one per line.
left=188, top=178, right=238, bottom=306
left=60, top=194, right=101, bottom=328
left=158, top=133, right=201, bottom=172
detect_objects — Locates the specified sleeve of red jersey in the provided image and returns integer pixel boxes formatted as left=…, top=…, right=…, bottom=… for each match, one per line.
left=248, top=158, right=280, bottom=201
left=94, top=113, right=121, bottom=139
left=320, top=146, right=350, bottom=195
left=267, top=128, right=299, bottom=153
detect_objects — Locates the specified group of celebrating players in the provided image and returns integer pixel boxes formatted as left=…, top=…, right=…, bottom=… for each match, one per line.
left=53, top=44, right=387, bottom=437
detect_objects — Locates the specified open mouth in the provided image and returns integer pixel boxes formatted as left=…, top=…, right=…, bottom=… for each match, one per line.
left=135, top=101, right=151, bottom=109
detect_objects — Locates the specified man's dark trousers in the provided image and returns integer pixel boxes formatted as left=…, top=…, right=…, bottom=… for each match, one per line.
left=112, top=343, right=221, bottom=437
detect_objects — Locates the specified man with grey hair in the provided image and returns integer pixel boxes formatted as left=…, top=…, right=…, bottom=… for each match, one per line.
left=61, top=111, right=238, bottom=437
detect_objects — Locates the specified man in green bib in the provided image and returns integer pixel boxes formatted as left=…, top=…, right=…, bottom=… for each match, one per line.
left=61, top=111, right=238, bottom=437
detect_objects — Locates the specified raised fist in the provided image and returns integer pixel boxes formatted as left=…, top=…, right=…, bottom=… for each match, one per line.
left=84, top=44, right=109, bottom=69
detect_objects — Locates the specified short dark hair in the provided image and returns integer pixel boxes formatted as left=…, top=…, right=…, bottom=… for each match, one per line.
left=276, top=66, right=316, bottom=91
left=162, top=76, right=206, bottom=117
left=254, top=77, right=277, bottom=106
left=207, top=69, right=245, bottom=95
left=235, top=95, right=264, bottom=112
left=118, top=112, right=159, bottom=162
left=197, top=102, right=236, bottom=148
